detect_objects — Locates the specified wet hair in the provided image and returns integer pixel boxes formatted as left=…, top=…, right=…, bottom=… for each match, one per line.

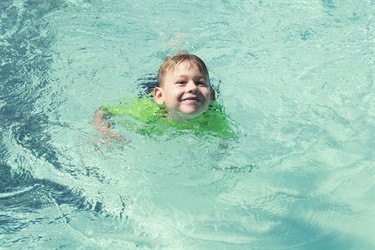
left=157, top=53, right=210, bottom=87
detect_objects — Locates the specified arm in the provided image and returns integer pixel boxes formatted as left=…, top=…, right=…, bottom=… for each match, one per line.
left=94, top=109, right=125, bottom=141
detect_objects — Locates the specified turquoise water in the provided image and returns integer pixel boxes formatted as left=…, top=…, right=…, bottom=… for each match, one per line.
left=1, top=0, right=374, bottom=249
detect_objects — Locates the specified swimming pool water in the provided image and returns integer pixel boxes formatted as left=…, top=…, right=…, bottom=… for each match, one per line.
left=1, top=0, right=374, bottom=249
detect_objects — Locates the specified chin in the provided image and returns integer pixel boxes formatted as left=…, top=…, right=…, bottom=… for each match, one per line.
left=169, top=108, right=206, bottom=120
left=182, top=111, right=205, bottom=120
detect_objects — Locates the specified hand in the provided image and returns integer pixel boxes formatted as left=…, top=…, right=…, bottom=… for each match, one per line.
left=97, top=122, right=125, bottom=141
left=94, top=110, right=125, bottom=141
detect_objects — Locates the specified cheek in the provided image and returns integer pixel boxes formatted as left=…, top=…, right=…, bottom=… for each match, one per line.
left=172, top=88, right=183, bottom=97
left=166, top=89, right=181, bottom=101
left=200, top=88, right=210, bottom=96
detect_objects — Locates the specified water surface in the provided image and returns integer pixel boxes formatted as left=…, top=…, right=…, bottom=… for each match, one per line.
left=0, top=0, right=374, bottom=249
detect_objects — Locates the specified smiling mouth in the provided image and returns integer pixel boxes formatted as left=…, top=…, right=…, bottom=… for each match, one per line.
left=182, top=96, right=201, bottom=102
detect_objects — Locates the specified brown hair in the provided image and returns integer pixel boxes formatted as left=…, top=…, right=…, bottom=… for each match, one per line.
left=157, top=53, right=209, bottom=87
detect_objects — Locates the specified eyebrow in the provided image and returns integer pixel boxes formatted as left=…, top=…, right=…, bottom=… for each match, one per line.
left=175, top=74, right=206, bottom=80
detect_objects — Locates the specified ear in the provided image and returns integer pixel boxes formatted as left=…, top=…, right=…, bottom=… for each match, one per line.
left=209, top=88, right=216, bottom=103
left=153, top=87, right=165, bottom=105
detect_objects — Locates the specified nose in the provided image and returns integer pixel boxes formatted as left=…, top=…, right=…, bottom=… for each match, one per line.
left=186, top=80, right=198, bottom=93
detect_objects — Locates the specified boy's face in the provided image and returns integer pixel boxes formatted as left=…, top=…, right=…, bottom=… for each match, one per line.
left=154, top=61, right=215, bottom=120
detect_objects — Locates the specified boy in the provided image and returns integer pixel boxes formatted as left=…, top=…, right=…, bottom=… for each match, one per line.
left=95, top=53, right=232, bottom=140
left=153, top=53, right=215, bottom=120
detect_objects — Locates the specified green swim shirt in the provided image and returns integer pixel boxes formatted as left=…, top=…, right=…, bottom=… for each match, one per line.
left=100, top=98, right=236, bottom=138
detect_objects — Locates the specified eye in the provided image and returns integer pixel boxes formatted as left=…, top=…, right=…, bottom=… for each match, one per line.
left=194, top=76, right=207, bottom=85
left=195, top=80, right=207, bottom=86
left=176, top=81, right=186, bottom=85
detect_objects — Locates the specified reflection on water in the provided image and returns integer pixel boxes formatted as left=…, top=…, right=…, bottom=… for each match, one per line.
left=1, top=0, right=374, bottom=249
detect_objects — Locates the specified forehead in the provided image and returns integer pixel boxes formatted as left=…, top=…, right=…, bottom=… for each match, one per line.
left=166, top=61, right=203, bottom=77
